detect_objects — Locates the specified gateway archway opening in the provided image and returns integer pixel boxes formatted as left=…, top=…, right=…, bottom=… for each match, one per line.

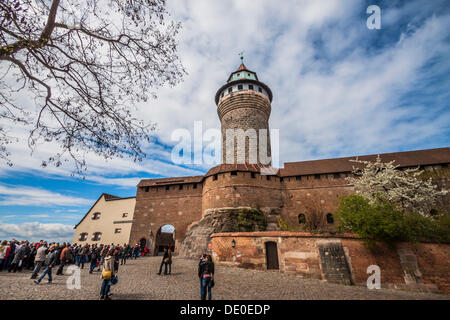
left=154, top=224, right=175, bottom=256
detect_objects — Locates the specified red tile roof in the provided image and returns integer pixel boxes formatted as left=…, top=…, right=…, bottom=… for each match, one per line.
left=280, top=147, right=450, bottom=177
left=137, top=176, right=204, bottom=187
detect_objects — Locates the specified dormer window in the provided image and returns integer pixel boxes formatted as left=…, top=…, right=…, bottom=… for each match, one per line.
left=92, top=212, right=101, bottom=220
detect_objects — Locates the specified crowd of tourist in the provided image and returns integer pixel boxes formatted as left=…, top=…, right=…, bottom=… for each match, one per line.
left=0, top=239, right=215, bottom=300
left=0, top=239, right=148, bottom=300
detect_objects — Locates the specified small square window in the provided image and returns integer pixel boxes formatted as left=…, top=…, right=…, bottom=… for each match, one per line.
left=145, top=187, right=149, bottom=192
left=115, top=228, right=122, bottom=234
left=166, top=186, right=170, bottom=191
left=249, top=85, right=254, bottom=90
left=231, top=171, right=237, bottom=176
left=258, top=87, right=262, bottom=93
left=179, top=185, right=183, bottom=190
left=333, top=173, right=340, bottom=179
left=228, top=87, right=233, bottom=93
left=193, top=183, right=197, bottom=189
left=296, top=176, right=301, bottom=181
left=251, top=172, right=256, bottom=179
left=315, top=174, right=321, bottom=180
left=213, top=174, right=218, bottom=181
left=266, top=176, right=271, bottom=181
left=238, top=85, right=243, bottom=90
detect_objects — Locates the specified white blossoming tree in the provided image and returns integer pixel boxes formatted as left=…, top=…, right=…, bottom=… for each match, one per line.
left=347, top=155, right=448, bottom=216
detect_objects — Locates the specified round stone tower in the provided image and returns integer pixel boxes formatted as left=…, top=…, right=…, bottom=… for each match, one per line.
left=215, top=63, right=273, bottom=165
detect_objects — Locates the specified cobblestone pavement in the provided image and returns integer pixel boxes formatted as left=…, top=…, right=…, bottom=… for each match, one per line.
left=0, top=257, right=448, bottom=300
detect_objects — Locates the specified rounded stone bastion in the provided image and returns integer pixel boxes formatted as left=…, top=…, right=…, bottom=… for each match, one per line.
left=202, top=164, right=283, bottom=219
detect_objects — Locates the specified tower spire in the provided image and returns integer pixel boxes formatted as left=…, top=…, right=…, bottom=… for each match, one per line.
left=238, top=51, right=245, bottom=64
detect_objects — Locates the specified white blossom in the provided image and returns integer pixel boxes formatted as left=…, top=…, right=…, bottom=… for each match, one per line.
left=347, top=155, right=448, bottom=216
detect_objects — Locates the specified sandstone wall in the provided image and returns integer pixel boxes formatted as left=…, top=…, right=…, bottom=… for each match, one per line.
left=129, top=183, right=203, bottom=251
left=211, top=232, right=450, bottom=294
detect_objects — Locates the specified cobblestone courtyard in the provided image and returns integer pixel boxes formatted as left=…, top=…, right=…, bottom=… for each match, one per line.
left=0, top=257, right=448, bottom=300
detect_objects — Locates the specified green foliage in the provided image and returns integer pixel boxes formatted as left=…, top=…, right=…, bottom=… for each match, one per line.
left=233, top=208, right=267, bottom=232
left=278, top=218, right=300, bottom=232
left=337, top=194, right=450, bottom=247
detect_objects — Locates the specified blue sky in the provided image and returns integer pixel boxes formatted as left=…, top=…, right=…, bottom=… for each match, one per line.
left=0, top=0, right=449, bottom=242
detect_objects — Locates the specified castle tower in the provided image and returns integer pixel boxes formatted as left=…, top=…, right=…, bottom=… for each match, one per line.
left=215, top=62, right=273, bottom=165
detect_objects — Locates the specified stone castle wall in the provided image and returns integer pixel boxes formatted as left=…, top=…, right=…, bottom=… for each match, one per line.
left=211, top=232, right=450, bottom=294
left=129, top=183, right=203, bottom=251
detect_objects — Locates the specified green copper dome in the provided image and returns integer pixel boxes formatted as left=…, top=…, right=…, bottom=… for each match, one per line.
left=227, top=64, right=259, bottom=83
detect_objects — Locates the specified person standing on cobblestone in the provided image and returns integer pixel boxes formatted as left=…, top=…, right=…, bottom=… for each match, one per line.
left=8, top=241, right=27, bottom=273
left=198, top=255, right=215, bottom=300
left=34, top=245, right=58, bottom=284
left=56, top=244, right=70, bottom=275
left=30, top=242, right=48, bottom=279
left=0, top=241, right=8, bottom=271
left=100, top=248, right=115, bottom=300
left=89, top=245, right=99, bottom=274
left=157, top=248, right=170, bottom=275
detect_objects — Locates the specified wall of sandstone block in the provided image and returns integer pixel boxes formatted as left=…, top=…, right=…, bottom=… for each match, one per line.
left=211, top=232, right=450, bottom=294
left=129, top=184, right=203, bottom=247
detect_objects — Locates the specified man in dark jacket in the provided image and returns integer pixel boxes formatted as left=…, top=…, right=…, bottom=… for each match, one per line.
left=198, top=255, right=215, bottom=300
left=157, top=248, right=170, bottom=275
left=34, top=245, right=58, bottom=284
left=56, top=244, right=70, bottom=275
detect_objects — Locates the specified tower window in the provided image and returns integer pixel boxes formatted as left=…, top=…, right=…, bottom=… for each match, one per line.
left=231, top=171, right=237, bottom=176
left=166, top=186, right=170, bottom=191
left=193, top=183, right=197, bottom=189
left=115, top=228, right=122, bottom=234
left=296, top=176, right=301, bottom=181
left=266, top=175, right=271, bottom=181
left=179, top=185, right=183, bottom=190
left=280, top=177, right=284, bottom=182
left=221, top=92, right=224, bottom=98
left=298, top=214, right=306, bottom=224
left=238, top=84, right=243, bottom=90
left=249, top=84, right=254, bottom=90
left=315, top=174, right=321, bottom=180
left=333, top=173, right=340, bottom=179
left=258, top=87, right=262, bottom=93
left=213, top=174, right=218, bottom=181
left=228, top=87, right=233, bottom=94
left=251, top=172, right=256, bottom=179
left=145, top=186, right=149, bottom=192
left=326, top=214, right=334, bottom=224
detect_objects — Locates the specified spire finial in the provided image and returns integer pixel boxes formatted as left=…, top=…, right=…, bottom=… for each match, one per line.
left=238, top=51, right=245, bottom=64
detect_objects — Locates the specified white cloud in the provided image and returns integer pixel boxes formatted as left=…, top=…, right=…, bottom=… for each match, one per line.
left=0, top=0, right=448, bottom=180
left=0, top=184, right=93, bottom=207
left=0, top=222, right=74, bottom=243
